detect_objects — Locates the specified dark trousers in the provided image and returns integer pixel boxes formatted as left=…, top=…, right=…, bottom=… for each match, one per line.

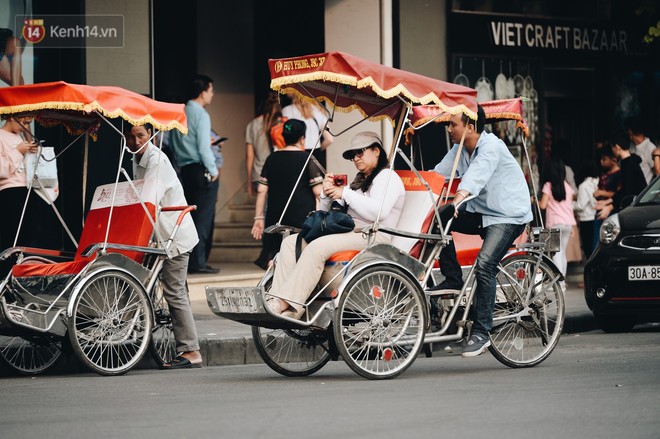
left=179, top=164, right=219, bottom=270
left=440, top=211, right=525, bottom=336
left=579, top=220, right=595, bottom=260
left=0, top=187, right=49, bottom=276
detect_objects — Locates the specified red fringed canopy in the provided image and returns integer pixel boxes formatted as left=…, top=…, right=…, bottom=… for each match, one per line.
left=409, top=97, right=529, bottom=138
left=269, top=51, right=478, bottom=124
left=0, top=81, right=187, bottom=136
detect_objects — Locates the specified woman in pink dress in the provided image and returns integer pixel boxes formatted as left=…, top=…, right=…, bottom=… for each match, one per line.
left=539, top=156, right=576, bottom=287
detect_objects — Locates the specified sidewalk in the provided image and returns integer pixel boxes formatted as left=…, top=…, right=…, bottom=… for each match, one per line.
left=189, top=262, right=597, bottom=367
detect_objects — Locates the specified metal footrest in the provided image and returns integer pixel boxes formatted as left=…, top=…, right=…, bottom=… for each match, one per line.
left=1, top=300, right=67, bottom=336
left=205, top=286, right=333, bottom=330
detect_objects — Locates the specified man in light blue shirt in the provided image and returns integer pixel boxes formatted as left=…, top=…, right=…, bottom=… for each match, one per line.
left=170, top=74, right=220, bottom=274
left=432, top=105, right=532, bottom=357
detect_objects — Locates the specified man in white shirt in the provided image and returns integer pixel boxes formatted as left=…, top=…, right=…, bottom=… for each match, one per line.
left=126, top=123, right=202, bottom=369
left=625, top=116, right=656, bottom=184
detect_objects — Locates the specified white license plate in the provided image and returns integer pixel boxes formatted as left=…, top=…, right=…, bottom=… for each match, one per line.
left=214, top=288, right=260, bottom=313
left=628, top=265, right=660, bottom=281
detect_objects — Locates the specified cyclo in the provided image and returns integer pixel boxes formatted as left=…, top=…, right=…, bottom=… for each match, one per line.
left=0, top=82, right=190, bottom=375
left=207, top=52, right=565, bottom=380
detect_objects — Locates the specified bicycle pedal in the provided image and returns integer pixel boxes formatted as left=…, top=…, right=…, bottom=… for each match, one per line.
left=456, top=320, right=472, bottom=329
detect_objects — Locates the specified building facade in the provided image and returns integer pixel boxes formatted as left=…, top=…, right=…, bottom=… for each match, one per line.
left=11, top=0, right=659, bottom=246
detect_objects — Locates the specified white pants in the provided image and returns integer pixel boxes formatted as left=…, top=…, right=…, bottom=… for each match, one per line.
left=552, top=224, right=573, bottom=277
left=271, top=231, right=389, bottom=312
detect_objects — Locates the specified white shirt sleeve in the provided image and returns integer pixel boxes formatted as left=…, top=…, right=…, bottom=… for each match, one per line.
left=342, top=169, right=405, bottom=223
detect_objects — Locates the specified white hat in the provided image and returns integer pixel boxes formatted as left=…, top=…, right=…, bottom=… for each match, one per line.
left=342, top=131, right=382, bottom=159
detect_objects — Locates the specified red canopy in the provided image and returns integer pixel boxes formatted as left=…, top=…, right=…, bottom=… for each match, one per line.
left=0, top=81, right=187, bottom=135
left=269, top=51, right=477, bottom=123
left=409, top=97, right=529, bottom=137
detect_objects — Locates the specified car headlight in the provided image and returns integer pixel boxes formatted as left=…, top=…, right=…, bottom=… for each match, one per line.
left=600, top=213, right=620, bottom=245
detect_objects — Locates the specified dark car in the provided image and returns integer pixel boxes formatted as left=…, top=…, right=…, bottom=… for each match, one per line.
left=584, top=175, right=660, bottom=333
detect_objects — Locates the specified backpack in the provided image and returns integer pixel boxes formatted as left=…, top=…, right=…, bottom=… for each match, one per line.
left=269, top=116, right=288, bottom=150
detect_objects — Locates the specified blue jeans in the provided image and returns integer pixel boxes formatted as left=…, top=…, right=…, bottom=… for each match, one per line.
left=440, top=212, right=525, bottom=336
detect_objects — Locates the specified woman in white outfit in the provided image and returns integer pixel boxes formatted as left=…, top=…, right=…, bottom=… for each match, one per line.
left=266, top=132, right=405, bottom=319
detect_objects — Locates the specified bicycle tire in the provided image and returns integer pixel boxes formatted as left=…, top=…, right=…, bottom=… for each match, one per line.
left=251, top=273, right=332, bottom=376
left=148, top=278, right=177, bottom=366
left=333, top=265, right=426, bottom=380
left=0, top=335, right=62, bottom=375
left=68, top=270, right=153, bottom=376
left=486, top=253, right=564, bottom=368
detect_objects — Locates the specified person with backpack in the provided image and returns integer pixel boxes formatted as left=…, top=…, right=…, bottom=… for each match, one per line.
left=251, top=119, right=323, bottom=268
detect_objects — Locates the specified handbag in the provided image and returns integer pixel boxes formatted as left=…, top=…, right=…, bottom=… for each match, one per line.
left=296, top=201, right=355, bottom=259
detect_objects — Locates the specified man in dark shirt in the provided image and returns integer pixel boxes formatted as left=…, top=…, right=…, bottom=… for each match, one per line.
left=596, top=134, right=647, bottom=218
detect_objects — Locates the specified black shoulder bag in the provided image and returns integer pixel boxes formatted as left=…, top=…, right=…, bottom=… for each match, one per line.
left=295, top=201, right=355, bottom=260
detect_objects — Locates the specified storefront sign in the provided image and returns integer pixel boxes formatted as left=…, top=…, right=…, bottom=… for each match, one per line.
left=448, top=12, right=646, bottom=57
left=489, top=21, right=628, bottom=53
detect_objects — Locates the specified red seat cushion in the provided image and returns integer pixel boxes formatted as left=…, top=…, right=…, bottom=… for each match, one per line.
left=326, top=250, right=360, bottom=264
left=11, top=259, right=90, bottom=277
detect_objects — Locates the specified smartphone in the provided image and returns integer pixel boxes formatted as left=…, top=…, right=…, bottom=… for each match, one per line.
left=212, top=136, right=228, bottom=146
left=333, top=174, right=348, bottom=186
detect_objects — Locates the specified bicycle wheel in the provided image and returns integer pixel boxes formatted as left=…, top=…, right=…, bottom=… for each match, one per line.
left=68, top=271, right=153, bottom=376
left=333, top=265, right=426, bottom=380
left=251, top=271, right=331, bottom=376
left=148, top=278, right=177, bottom=366
left=0, top=335, right=62, bottom=375
left=487, top=253, right=564, bottom=368
left=252, top=326, right=332, bottom=377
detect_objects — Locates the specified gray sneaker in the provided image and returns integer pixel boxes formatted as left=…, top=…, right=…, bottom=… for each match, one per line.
left=461, top=334, right=491, bottom=358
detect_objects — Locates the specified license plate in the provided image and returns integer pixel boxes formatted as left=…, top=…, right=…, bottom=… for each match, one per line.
left=628, top=265, right=660, bottom=281
left=213, top=287, right=260, bottom=313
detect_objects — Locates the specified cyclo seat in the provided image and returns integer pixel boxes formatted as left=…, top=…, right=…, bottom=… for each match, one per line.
left=320, top=171, right=518, bottom=287
left=11, top=180, right=156, bottom=280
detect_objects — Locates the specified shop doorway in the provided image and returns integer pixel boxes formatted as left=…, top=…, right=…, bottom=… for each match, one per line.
left=543, top=68, right=596, bottom=182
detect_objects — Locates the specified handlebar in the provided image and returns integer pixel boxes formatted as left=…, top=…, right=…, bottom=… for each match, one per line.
left=161, top=205, right=197, bottom=226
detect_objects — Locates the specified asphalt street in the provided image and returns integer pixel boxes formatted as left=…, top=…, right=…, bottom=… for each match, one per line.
left=1, top=329, right=658, bottom=439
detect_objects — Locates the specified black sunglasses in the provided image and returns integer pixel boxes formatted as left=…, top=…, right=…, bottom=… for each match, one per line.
left=346, top=146, right=371, bottom=161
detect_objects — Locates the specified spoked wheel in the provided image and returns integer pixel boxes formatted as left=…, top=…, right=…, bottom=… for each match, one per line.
left=333, top=265, right=426, bottom=380
left=252, top=326, right=332, bottom=377
left=68, top=271, right=153, bottom=376
left=488, top=254, right=565, bottom=368
left=148, top=279, right=176, bottom=366
left=251, top=269, right=331, bottom=377
left=0, top=335, right=62, bottom=375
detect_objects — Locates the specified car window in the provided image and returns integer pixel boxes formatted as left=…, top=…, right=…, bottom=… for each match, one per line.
left=636, top=179, right=660, bottom=205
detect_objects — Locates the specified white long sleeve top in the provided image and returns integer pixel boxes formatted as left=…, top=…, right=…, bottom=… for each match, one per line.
left=320, top=168, right=405, bottom=234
